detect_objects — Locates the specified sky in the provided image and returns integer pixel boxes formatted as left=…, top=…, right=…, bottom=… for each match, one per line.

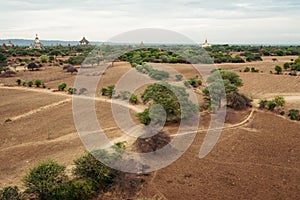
left=0, top=0, right=299, bottom=44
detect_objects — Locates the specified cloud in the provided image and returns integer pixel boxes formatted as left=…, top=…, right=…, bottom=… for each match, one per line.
left=0, top=0, right=299, bottom=44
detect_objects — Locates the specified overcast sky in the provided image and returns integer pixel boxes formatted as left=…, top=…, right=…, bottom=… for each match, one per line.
left=0, top=0, right=299, bottom=44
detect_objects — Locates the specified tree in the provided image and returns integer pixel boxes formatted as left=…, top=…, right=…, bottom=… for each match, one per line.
left=79, top=88, right=88, bottom=95
left=34, top=79, right=42, bottom=87
left=27, top=62, right=40, bottom=71
left=275, top=65, right=282, bottom=74
left=58, top=83, right=67, bottom=91
left=283, top=62, right=290, bottom=70
left=129, top=94, right=138, bottom=104
left=23, top=160, right=68, bottom=200
left=244, top=67, right=250, bottom=72
left=16, top=79, right=22, bottom=86
left=259, top=99, right=268, bottom=109
left=267, top=100, right=276, bottom=111
left=73, top=152, right=115, bottom=190
left=0, top=52, right=7, bottom=64
left=68, top=87, right=77, bottom=94
left=0, top=186, right=21, bottom=200
left=288, top=109, right=300, bottom=120
left=27, top=81, right=33, bottom=87
left=136, top=108, right=151, bottom=125
left=101, top=85, right=115, bottom=98
left=175, top=74, right=183, bottom=81
left=140, top=82, right=198, bottom=123
left=186, top=76, right=202, bottom=88
left=39, top=55, right=48, bottom=63
left=274, top=96, right=286, bottom=107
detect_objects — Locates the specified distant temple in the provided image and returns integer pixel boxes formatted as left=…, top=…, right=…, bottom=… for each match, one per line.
left=79, top=37, right=89, bottom=45
left=201, top=38, right=211, bottom=48
left=140, top=41, right=145, bottom=47
left=29, top=34, right=45, bottom=50
left=6, top=40, right=14, bottom=48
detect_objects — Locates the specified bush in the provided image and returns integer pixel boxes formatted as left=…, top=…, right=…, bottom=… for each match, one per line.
left=16, top=79, right=22, bottom=86
left=68, top=87, right=77, bottom=95
left=101, top=85, right=115, bottom=98
left=73, top=152, right=115, bottom=191
left=23, top=160, right=68, bottom=200
left=79, top=88, right=88, bottom=95
left=283, top=62, right=290, bottom=70
left=0, top=186, right=21, bottom=200
left=58, top=83, right=67, bottom=91
left=27, top=81, right=33, bottom=87
left=244, top=67, right=250, bottom=72
left=175, top=74, right=183, bottom=81
left=120, top=91, right=131, bottom=100
left=34, top=79, right=42, bottom=87
left=267, top=100, right=276, bottom=111
left=68, top=179, right=95, bottom=200
left=259, top=99, right=268, bottom=109
left=275, top=65, right=282, bottom=74
left=129, top=94, right=138, bottom=104
left=186, top=76, right=202, bottom=88
left=288, top=109, right=300, bottom=120
left=137, top=108, right=151, bottom=125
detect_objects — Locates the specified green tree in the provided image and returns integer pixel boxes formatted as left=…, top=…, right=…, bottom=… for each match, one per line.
left=23, top=160, right=68, bottom=200
left=73, top=152, right=115, bottom=190
left=0, top=186, right=20, bottom=200
left=68, top=87, right=77, bottom=94
left=275, top=65, right=282, bottom=74
left=259, top=99, right=268, bottom=109
left=34, top=79, right=42, bottom=87
left=40, top=55, right=48, bottom=63
left=267, top=100, right=276, bottom=111
left=283, top=62, right=290, bottom=70
left=129, top=94, right=138, bottom=104
left=175, top=74, right=183, bottom=81
left=27, top=81, right=33, bottom=87
left=274, top=96, right=286, bottom=107
left=140, top=82, right=198, bottom=123
left=288, top=109, right=300, bottom=120
left=58, top=83, right=67, bottom=91
left=136, top=108, right=151, bottom=125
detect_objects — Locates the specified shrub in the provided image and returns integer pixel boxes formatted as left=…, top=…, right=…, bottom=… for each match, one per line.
left=4, top=118, right=12, bottom=123
left=175, top=74, right=183, bottom=81
left=34, top=79, right=42, bottom=87
left=186, top=76, right=202, bottom=88
left=283, top=62, right=290, bottom=70
left=259, top=99, right=268, bottom=109
left=0, top=186, right=21, bottom=200
left=79, top=88, right=88, bottom=95
left=244, top=67, right=250, bottom=72
left=267, top=100, right=276, bottom=111
left=68, top=87, right=77, bottom=94
left=120, top=91, right=131, bottom=100
left=40, top=55, right=48, bottom=63
left=58, top=83, right=67, bottom=91
left=73, top=152, right=115, bottom=191
left=68, top=179, right=95, bottom=200
left=275, top=65, right=282, bottom=74
left=23, top=160, right=68, bottom=199
left=101, top=85, right=115, bottom=98
left=16, top=79, right=22, bottom=86
left=27, top=81, right=33, bottom=87
left=129, top=94, right=138, bottom=104
left=274, top=96, right=286, bottom=107
left=137, top=108, right=151, bottom=125
left=288, top=109, right=300, bottom=120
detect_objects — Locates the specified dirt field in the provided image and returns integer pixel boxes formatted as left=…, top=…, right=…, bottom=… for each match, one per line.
left=1, top=59, right=300, bottom=199
left=138, top=111, right=300, bottom=199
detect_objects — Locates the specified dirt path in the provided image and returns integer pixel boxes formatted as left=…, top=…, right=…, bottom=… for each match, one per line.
left=10, top=98, right=72, bottom=121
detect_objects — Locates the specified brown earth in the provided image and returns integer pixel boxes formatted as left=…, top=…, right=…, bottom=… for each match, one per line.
left=0, top=59, right=300, bottom=199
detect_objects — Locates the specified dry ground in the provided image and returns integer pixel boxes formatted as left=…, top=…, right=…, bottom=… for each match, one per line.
left=1, top=59, right=300, bottom=199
